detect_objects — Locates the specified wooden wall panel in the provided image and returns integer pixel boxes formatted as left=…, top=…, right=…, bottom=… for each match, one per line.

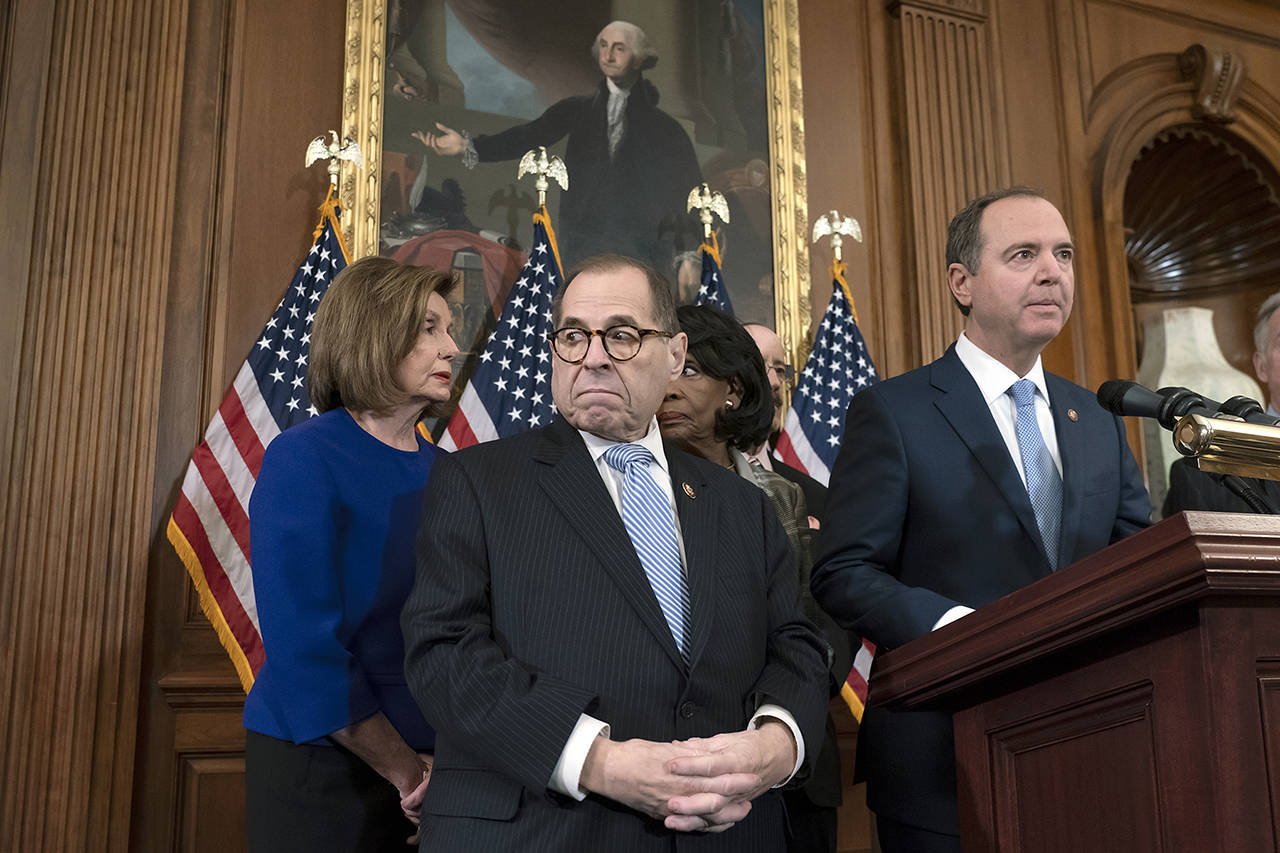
left=892, top=0, right=1012, bottom=366
left=178, top=757, right=249, bottom=853
left=130, top=0, right=344, bottom=849
left=0, top=0, right=54, bottom=533
left=798, top=0, right=912, bottom=380
left=1057, top=0, right=1280, bottom=395
left=0, top=0, right=188, bottom=849
left=2, top=0, right=1280, bottom=849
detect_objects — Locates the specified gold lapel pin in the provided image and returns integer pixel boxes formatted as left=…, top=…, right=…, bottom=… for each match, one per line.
left=1067, top=408, right=1079, bottom=422
left=682, top=482, right=696, bottom=498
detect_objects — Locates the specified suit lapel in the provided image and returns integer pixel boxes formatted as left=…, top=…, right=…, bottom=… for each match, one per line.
left=667, top=446, right=716, bottom=672
left=1048, top=374, right=1084, bottom=567
left=534, top=419, right=687, bottom=670
left=931, top=347, right=1046, bottom=558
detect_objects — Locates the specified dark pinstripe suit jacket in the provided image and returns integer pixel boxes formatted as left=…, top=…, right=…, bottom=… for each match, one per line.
left=402, top=417, right=829, bottom=851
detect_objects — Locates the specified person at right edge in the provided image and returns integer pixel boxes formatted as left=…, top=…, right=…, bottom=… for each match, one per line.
left=810, top=186, right=1153, bottom=853
left=1162, top=289, right=1280, bottom=515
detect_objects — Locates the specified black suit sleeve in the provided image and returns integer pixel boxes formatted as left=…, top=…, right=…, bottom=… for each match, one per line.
left=748, top=486, right=831, bottom=778
left=401, top=453, right=597, bottom=793
left=809, top=388, right=963, bottom=651
left=472, top=97, right=585, bottom=163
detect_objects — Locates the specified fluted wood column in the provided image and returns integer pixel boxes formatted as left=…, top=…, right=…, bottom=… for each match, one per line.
left=0, top=0, right=186, bottom=849
left=889, top=0, right=1010, bottom=363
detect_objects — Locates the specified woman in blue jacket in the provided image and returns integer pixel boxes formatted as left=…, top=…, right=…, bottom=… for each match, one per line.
left=243, top=257, right=459, bottom=851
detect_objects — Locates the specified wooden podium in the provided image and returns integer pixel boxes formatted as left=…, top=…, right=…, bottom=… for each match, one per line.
left=868, top=512, right=1280, bottom=852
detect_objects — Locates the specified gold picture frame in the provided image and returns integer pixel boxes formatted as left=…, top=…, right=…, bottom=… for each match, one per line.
left=339, top=0, right=811, bottom=355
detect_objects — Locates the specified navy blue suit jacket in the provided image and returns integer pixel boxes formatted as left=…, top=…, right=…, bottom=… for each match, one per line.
left=811, top=345, right=1152, bottom=834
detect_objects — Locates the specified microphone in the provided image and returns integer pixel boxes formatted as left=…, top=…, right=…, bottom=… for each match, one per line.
left=1218, top=395, right=1280, bottom=426
left=1095, top=380, right=1222, bottom=430
left=1099, top=380, right=1280, bottom=484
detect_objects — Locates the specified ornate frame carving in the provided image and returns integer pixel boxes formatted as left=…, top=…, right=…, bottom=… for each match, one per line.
left=340, top=0, right=811, bottom=355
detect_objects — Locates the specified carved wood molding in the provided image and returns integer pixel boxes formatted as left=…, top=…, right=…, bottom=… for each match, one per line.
left=888, top=0, right=988, bottom=24
left=1082, top=37, right=1280, bottom=396
left=764, top=0, right=813, bottom=358
left=1125, top=124, right=1280, bottom=296
left=341, top=0, right=386, bottom=255
left=0, top=1, right=187, bottom=850
left=889, top=0, right=1010, bottom=364
left=1178, top=44, right=1246, bottom=123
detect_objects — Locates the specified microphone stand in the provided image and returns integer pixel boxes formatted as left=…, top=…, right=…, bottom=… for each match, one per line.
left=1212, top=473, right=1278, bottom=515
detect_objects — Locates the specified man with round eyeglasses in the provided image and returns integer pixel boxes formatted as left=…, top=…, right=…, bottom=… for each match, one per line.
left=403, top=254, right=829, bottom=851
left=546, top=324, right=672, bottom=365
left=741, top=323, right=826, bottom=525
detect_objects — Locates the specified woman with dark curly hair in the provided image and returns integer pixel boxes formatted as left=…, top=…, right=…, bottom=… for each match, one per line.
left=658, top=303, right=847, bottom=853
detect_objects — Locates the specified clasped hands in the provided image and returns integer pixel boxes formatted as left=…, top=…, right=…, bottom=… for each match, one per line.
left=579, top=721, right=796, bottom=834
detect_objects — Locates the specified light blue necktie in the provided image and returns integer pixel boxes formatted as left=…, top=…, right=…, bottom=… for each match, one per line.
left=1008, top=379, right=1063, bottom=570
left=602, top=443, right=691, bottom=660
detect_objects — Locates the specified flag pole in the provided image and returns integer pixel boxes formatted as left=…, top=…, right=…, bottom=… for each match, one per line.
left=168, top=133, right=361, bottom=691
left=439, top=148, right=567, bottom=451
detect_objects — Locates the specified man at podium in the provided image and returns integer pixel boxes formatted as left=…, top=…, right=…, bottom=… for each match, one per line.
left=811, top=187, right=1153, bottom=853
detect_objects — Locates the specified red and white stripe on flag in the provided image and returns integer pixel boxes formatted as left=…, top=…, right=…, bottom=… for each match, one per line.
left=168, top=362, right=280, bottom=687
left=167, top=191, right=348, bottom=691
left=774, top=258, right=880, bottom=488
left=840, top=638, right=877, bottom=723
left=439, top=207, right=564, bottom=451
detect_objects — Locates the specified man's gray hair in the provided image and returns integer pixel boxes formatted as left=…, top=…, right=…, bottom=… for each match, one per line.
left=1255, top=291, right=1280, bottom=353
left=672, top=250, right=701, bottom=275
left=592, top=20, right=657, bottom=66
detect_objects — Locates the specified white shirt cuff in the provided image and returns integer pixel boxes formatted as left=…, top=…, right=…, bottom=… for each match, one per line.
left=933, top=605, right=975, bottom=631
left=749, top=703, right=804, bottom=786
left=548, top=713, right=610, bottom=800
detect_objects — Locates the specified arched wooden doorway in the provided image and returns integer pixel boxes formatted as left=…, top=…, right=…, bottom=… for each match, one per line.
left=1123, top=124, right=1280, bottom=509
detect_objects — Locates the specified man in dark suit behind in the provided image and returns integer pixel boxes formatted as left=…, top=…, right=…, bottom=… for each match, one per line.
left=743, top=322, right=827, bottom=524
left=743, top=320, right=847, bottom=853
left=402, top=254, right=828, bottom=850
left=811, top=187, right=1153, bottom=852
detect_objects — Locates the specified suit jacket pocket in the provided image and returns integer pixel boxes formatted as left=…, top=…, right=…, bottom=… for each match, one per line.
left=422, top=767, right=522, bottom=821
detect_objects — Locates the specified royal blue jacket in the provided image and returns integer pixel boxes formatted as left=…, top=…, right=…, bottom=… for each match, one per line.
left=243, top=408, right=436, bottom=750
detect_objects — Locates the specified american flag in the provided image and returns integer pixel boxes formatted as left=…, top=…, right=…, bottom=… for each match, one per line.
left=166, top=192, right=348, bottom=691
left=774, top=258, right=880, bottom=486
left=773, top=257, right=880, bottom=722
left=440, top=207, right=562, bottom=450
left=693, top=234, right=734, bottom=316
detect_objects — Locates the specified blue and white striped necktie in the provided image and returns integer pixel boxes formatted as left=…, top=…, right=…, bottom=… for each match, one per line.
left=1007, top=379, right=1063, bottom=569
left=602, top=443, right=691, bottom=660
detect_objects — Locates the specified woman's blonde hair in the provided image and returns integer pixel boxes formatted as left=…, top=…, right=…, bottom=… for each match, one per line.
left=309, top=256, right=457, bottom=418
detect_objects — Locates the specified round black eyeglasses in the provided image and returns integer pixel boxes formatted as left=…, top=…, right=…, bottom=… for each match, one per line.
left=547, top=325, right=672, bottom=364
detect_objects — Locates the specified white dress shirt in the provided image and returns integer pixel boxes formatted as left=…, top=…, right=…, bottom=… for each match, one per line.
left=548, top=419, right=805, bottom=799
left=605, top=78, right=630, bottom=157
left=745, top=443, right=775, bottom=471
left=932, top=334, right=1063, bottom=631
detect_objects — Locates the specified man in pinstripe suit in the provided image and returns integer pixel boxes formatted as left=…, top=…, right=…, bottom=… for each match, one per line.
left=402, top=254, right=829, bottom=851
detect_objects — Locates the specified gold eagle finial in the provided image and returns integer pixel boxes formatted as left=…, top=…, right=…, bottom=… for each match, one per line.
left=305, top=130, right=364, bottom=188
left=687, top=183, right=730, bottom=240
left=812, top=210, right=863, bottom=261
left=516, top=147, right=568, bottom=208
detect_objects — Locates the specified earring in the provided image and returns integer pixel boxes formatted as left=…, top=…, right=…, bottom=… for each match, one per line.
left=724, top=400, right=735, bottom=410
